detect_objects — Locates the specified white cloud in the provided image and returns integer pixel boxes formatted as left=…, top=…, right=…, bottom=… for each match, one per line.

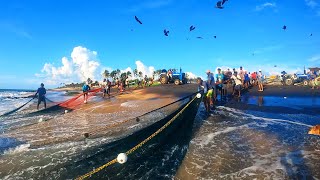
left=185, top=72, right=198, bottom=79
left=37, top=47, right=201, bottom=86
left=37, top=46, right=101, bottom=85
left=255, top=2, right=277, bottom=11
left=71, top=46, right=100, bottom=81
left=135, top=60, right=155, bottom=77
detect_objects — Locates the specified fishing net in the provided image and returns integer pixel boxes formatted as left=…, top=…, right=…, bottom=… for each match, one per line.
left=58, top=88, right=102, bottom=109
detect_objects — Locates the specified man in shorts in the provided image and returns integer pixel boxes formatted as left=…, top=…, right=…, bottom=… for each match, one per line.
left=82, top=83, right=91, bottom=103
left=231, top=72, right=242, bottom=97
left=198, top=78, right=210, bottom=113
left=100, top=79, right=108, bottom=98
left=34, top=83, right=46, bottom=110
left=258, top=69, right=264, bottom=92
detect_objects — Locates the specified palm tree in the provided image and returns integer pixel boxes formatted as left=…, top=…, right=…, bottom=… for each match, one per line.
left=116, top=69, right=121, bottom=78
left=133, top=69, right=138, bottom=78
left=87, top=78, right=93, bottom=85
left=102, top=70, right=110, bottom=79
left=127, top=71, right=132, bottom=77
left=110, top=70, right=117, bottom=80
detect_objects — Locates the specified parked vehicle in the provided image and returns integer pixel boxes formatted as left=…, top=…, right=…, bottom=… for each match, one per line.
left=159, top=68, right=187, bottom=85
left=282, top=72, right=310, bottom=86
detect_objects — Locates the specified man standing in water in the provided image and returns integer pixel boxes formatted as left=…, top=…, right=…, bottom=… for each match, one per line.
left=197, top=78, right=210, bottom=113
left=206, top=70, right=215, bottom=107
left=82, top=83, right=91, bottom=103
left=34, top=83, right=46, bottom=110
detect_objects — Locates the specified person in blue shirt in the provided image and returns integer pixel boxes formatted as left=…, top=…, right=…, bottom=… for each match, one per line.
left=215, top=68, right=224, bottom=101
left=34, top=83, right=46, bottom=110
left=82, top=83, right=91, bottom=103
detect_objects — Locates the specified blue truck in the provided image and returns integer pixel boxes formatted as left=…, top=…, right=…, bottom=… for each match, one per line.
left=159, top=68, right=187, bottom=85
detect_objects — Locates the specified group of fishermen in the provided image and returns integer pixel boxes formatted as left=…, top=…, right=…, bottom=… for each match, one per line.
left=198, top=66, right=265, bottom=113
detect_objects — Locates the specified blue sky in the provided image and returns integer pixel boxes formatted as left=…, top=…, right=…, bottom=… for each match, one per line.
left=0, top=0, right=320, bottom=89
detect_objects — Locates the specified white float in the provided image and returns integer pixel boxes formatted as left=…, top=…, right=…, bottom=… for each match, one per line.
left=38, top=118, right=43, bottom=122
left=284, top=97, right=287, bottom=99
left=196, top=93, right=202, bottom=99
left=117, top=153, right=128, bottom=164
left=65, top=110, right=68, bottom=114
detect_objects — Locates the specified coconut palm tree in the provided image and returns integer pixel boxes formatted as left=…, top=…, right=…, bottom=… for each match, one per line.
left=127, top=71, right=132, bottom=78
left=133, top=69, right=138, bottom=78
left=102, top=70, right=110, bottom=79
left=110, top=70, right=117, bottom=80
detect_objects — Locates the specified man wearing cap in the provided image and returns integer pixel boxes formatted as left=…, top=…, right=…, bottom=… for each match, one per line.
left=34, top=83, right=47, bottom=110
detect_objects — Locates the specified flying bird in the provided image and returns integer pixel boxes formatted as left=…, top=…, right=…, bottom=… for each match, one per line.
left=282, top=25, right=287, bottom=30
left=164, top=29, right=169, bottom=36
left=190, top=25, right=196, bottom=32
left=135, top=16, right=142, bottom=24
left=216, top=1, right=224, bottom=9
left=214, top=36, right=217, bottom=39
left=274, top=65, right=277, bottom=67
left=197, top=36, right=203, bottom=39
left=310, top=33, right=313, bottom=36
left=216, top=0, right=228, bottom=9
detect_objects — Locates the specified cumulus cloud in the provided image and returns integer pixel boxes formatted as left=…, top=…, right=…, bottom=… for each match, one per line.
left=37, top=46, right=101, bottom=85
left=185, top=72, right=198, bottom=79
left=135, top=60, right=155, bottom=77
left=71, top=46, right=100, bottom=81
left=255, top=2, right=277, bottom=11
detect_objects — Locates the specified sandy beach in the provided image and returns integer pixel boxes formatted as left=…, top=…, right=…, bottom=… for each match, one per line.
left=2, top=84, right=198, bottom=147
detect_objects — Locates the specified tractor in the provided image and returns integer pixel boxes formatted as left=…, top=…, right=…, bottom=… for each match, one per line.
left=159, top=68, right=187, bottom=85
left=281, top=71, right=310, bottom=86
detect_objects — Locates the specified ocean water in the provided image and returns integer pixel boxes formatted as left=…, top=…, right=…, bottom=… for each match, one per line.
left=0, top=91, right=320, bottom=179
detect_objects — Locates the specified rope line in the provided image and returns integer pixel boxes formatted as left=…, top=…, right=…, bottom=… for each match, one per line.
left=76, top=94, right=198, bottom=180
left=0, top=98, right=34, bottom=117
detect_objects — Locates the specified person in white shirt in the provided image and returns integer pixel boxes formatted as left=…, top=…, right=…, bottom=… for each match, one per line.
left=231, top=72, right=242, bottom=97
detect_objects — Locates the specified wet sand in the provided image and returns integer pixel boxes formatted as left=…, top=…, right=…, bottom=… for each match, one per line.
left=222, top=85, right=320, bottom=115
left=248, top=85, right=320, bottom=97
left=2, top=84, right=198, bottom=147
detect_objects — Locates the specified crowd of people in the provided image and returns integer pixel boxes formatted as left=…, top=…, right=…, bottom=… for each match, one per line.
left=198, top=66, right=265, bottom=113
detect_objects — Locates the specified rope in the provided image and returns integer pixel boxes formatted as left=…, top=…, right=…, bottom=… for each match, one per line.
left=76, top=95, right=198, bottom=180
left=89, top=92, right=199, bottom=136
left=0, top=97, right=34, bottom=117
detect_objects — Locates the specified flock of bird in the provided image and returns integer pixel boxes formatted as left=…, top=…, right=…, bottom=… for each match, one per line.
left=133, top=1, right=313, bottom=41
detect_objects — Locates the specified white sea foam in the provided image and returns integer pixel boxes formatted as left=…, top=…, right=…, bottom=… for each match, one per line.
left=216, top=106, right=313, bottom=128
left=3, top=144, right=31, bottom=155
